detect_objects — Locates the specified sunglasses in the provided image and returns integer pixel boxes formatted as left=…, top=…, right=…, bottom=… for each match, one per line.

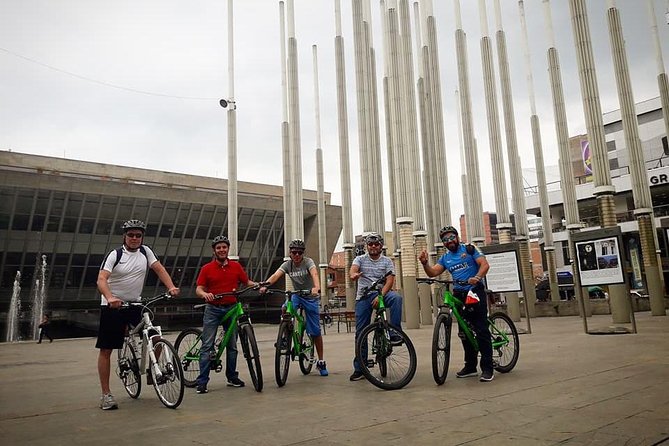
left=126, top=233, right=144, bottom=239
left=290, top=250, right=304, bottom=255
left=441, top=234, right=457, bottom=242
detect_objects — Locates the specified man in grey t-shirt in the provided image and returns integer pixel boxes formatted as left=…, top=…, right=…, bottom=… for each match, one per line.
left=259, top=239, right=328, bottom=376
left=349, top=232, right=403, bottom=381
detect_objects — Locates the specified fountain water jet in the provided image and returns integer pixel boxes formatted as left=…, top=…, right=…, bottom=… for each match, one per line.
left=5, top=271, right=21, bottom=342
left=31, top=255, right=47, bottom=340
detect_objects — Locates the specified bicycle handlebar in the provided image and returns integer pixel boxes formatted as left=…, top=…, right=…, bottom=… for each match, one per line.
left=359, top=270, right=393, bottom=296
left=416, top=278, right=470, bottom=286
left=124, top=292, right=173, bottom=307
left=193, top=286, right=260, bottom=309
left=263, top=288, right=313, bottom=298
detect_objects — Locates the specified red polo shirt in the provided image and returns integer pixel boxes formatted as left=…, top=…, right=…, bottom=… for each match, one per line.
left=196, top=259, right=250, bottom=305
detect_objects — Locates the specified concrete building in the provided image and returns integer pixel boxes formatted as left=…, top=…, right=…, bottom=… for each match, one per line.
left=0, top=151, right=342, bottom=323
left=525, top=97, right=669, bottom=288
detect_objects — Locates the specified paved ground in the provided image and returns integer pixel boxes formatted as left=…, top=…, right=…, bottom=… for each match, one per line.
left=1, top=313, right=668, bottom=445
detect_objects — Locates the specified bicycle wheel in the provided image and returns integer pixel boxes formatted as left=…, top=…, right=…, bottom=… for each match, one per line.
left=117, top=338, right=141, bottom=399
left=298, top=329, right=315, bottom=375
left=150, top=339, right=185, bottom=409
left=432, top=312, right=452, bottom=385
left=274, top=321, right=292, bottom=387
left=174, top=328, right=202, bottom=388
left=355, top=322, right=417, bottom=390
left=489, top=312, right=520, bottom=373
left=239, top=324, right=263, bottom=392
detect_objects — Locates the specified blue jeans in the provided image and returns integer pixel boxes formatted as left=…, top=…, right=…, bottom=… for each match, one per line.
left=196, top=304, right=239, bottom=386
left=352, top=290, right=402, bottom=372
left=290, top=294, right=321, bottom=336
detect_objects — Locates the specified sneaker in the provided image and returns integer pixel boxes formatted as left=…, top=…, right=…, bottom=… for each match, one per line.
left=480, top=369, right=494, bottom=382
left=349, top=370, right=364, bottom=381
left=316, top=360, right=329, bottom=377
left=196, top=384, right=208, bottom=394
left=100, top=393, right=118, bottom=410
left=389, top=334, right=404, bottom=346
left=227, top=377, right=245, bottom=387
left=456, top=366, right=478, bottom=378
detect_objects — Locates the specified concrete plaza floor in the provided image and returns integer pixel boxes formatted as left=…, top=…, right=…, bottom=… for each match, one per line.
left=1, top=312, right=668, bottom=445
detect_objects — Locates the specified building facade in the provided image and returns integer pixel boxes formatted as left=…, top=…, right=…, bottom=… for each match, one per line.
left=0, top=151, right=342, bottom=312
left=525, top=97, right=669, bottom=288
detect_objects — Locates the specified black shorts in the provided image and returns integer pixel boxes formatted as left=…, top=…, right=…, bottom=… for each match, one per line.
left=95, top=306, right=143, bottom=350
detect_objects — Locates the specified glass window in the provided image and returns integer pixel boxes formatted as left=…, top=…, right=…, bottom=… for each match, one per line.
left=81, top=266, right=99, bottom=286
left=0, top=214, right=9, bottom=229
left=195, top=226, right=210, bottom=239
left=5, top=252, right=22, bottom=265
left=35, top=194, right=51, bottom=215
left=172, top=225, right=184, bottom=238
left=61, top=217, right=78, bottom=233
left=65, top=194, right=84, bottom=217
left=160, top=225, right=173, bottom=238
left=49, top=266, right=66, bottom=288
left=14, top=190, right=35, bottom=214
left=96, top=220, right=112, bottom=235
left=146, top=223, right=158, bottom=237
left=47, top=215, right=62, bottom=232
left=0, top=188, right=15, bottom=213
left=11, top=214, right=29, bottom=230
left=31, top=215, right=46, bottom=231
left=80, top=218, right=95, bottom=234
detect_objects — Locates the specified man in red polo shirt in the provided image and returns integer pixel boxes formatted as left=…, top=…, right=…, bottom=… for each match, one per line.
left=195, top=235, right=257, bottom=394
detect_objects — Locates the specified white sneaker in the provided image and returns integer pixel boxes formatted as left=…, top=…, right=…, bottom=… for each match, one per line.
left=100, top=393, right=118, bottom=410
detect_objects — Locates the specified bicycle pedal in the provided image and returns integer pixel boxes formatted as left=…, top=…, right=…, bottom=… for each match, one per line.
left=365, top=359, right=375, bottom=368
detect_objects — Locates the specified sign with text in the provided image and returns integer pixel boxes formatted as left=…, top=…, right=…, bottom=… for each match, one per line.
left=572, top=228, right=625, bottom=287
left=480, top=243, right=523, bottom=293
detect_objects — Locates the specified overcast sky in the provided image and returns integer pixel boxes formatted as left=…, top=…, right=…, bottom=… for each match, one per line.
left=1, top=0, right=669, bottom=240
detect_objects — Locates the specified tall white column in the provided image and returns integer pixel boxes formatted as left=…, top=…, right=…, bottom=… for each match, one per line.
left=227, top=0, right=239, bottom=258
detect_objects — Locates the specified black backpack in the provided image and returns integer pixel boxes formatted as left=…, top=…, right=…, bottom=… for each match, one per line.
left=101, top=246, right=149, bottom=271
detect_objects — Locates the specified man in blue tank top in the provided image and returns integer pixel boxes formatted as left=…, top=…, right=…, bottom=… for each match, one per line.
left=418, top=225, right=494, bottom=382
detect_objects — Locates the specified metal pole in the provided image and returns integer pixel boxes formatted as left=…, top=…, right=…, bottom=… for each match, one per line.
left=227, top=0, right=239, bottom=258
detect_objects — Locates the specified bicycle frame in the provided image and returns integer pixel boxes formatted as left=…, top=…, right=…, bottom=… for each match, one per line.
left=125, top=295, right=170, bottom=380
left=436, top=284, right=512, bottom=352
left=182, top=301, right=246, bottom=365
left=283, top=298, right=308, bottom=359
left=126, top=311, right=164, bottom=380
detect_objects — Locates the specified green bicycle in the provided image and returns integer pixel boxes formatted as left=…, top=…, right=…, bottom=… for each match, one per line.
left=417, top=278, right=519, bottom=385
left=174, top=286, right=263, bottom=392
left=355, top=271, right=417, bottom=390
left=265, top=288, right=317, bottom=387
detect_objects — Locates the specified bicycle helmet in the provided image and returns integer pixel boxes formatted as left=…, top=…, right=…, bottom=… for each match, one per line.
left=122, top=219, right=146, bottom=232
left=439, top=225, right=459, bottom=239
left=211, top=235, right=230, bottom=247
left=365, top=232, right=384, bottom=245
left=288, top=239, right=306, bottom=250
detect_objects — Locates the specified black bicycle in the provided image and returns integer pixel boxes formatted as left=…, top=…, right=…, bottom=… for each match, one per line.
left=355, top=271, right=417, bottom=390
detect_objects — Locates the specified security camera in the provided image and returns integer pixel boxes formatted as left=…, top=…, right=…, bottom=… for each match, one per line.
left=219, top=98, right=236, bottom=110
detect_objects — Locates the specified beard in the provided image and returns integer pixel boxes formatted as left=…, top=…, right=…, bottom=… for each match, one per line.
left=446, top=241, right=459, bottom=252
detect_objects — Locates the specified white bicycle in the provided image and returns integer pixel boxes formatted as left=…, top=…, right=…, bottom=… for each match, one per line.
left=116, top=293, right=185, bottom=409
